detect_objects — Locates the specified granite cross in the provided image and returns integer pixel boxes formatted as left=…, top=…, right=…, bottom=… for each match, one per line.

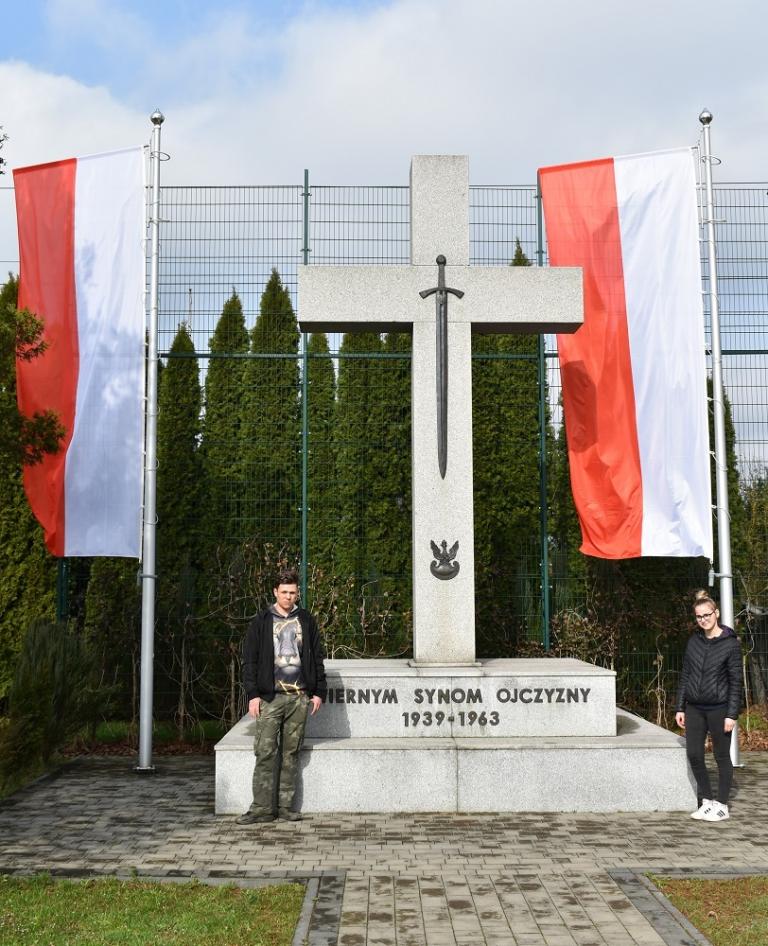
left=298, top=155, right=582, bottom=665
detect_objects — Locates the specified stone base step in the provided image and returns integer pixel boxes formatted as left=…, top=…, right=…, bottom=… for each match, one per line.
left=215, top=708, right=695, bottom=814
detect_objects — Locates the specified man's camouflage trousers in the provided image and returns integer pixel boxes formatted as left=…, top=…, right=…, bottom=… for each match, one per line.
left=248, top=691, right=309, bottom=815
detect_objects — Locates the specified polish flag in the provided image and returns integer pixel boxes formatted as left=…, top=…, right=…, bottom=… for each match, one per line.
left=13, top=148, right=145, bottom=557
left=539, top=148, right=712, bottom=559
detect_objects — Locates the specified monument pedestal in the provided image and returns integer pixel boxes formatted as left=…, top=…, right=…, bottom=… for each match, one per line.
left=214, top=658, right=695, bottom=813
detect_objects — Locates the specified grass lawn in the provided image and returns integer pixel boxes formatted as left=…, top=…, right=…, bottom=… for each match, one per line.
left=0, top=874, right=304, bottom=946
left=650, top=875, right=768, bottom=946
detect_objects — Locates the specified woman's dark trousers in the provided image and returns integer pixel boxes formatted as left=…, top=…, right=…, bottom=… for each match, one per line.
left=684, top=704, right=733, bottom=804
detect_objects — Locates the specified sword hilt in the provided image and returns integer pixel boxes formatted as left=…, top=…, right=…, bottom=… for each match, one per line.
left=419, top=255, right=464, bottom=300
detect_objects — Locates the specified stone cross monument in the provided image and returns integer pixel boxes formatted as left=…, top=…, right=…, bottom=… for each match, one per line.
left=218, top=157, right=692, bottom=818
left=298, top=155, right=582, bottom=665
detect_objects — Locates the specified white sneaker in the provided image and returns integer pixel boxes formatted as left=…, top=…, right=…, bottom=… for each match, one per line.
left=702, top=802, right=730, bottom=822
left=690, top=799, right=714, bottom=820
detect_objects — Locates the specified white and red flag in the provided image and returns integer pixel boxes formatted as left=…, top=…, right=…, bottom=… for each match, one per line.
left=539, top=148, right=712, bottom=559
left=13, top=147, right=145, bottom=557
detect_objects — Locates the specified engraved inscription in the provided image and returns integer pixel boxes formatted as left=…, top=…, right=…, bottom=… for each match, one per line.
left=323, top=685, right=591, bottom=713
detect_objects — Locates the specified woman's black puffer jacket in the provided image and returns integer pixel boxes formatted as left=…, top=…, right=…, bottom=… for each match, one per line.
left=675, top=625, right=742, bottom=719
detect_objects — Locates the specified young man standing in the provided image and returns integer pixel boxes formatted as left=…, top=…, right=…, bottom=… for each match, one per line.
left=237, top=569, right=326, bottom=824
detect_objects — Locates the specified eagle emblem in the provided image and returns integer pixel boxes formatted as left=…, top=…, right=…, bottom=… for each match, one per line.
left=430, top=539, right=460, bottom=580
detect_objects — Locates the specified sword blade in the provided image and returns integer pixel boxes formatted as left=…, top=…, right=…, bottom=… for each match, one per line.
left=436, top=290, right=448, bottom=479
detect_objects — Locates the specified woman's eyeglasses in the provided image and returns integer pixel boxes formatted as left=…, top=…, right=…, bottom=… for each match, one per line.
left=695, top=611, right=715, bottom=621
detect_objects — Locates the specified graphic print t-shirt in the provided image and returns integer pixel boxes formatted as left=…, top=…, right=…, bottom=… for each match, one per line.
left=271, top=605, right=306, bottom=693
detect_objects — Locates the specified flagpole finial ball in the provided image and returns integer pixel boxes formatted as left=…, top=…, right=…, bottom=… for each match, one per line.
left=150, top=109, right=165, bottom=126
left=699, top=110, right=713, bottom=126
left=436, top=254, right=446, bottom=265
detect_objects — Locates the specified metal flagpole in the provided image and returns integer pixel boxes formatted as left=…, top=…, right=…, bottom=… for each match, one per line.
left=699, top=109, right=741, bottom=767
left=136, top=108, right=164, bottom=773
left=300, top=169, right=310, bottom=603
left=535, top=180, right=551, bottom=651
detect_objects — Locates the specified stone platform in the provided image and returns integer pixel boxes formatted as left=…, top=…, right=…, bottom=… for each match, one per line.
left=215, top=659, right=695, bottom=814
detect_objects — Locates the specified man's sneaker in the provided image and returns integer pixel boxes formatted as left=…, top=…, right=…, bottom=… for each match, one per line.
left=690, top=799, right=715, bottom=820
left=235, top=812, right=275, bottom=825
left=278, top=809, right=303, bottom=822
left=702, top=802, right=729, bottom=822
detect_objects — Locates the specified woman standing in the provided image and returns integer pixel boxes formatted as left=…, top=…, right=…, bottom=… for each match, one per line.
left=675, top=590, right=742, bottom=822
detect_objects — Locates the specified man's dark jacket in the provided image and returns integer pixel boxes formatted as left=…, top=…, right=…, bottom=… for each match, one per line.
left=242, top=607, right=327, bottom=703
left=675, top=625, right=741, bottom=719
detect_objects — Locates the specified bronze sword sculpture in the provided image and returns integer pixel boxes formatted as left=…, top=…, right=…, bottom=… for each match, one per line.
left=419, top=255, right=464, bottom=479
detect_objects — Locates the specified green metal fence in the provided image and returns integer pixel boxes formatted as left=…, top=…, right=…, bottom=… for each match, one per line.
left=4, top=171, right=767, bottom=727
left=144, top=177, right=768, bottom=722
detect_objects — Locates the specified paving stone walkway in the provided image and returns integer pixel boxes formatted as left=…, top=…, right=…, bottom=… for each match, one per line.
left=1, top=753, right=766, bottom=945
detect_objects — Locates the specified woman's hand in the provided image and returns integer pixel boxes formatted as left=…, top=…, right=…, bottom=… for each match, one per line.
left=675, top=711, right=685, bottom=729
left=248, top=697, right=261, bottom=718
left=724, top=717, right=737, bottom=733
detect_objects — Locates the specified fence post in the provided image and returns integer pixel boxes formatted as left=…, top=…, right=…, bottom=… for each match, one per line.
left=300, top=169, right=311, bottom=603
left=535, top=183, right=551, bottom=650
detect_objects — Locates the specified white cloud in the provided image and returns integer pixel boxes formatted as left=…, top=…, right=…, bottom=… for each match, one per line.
left=2, top=0, right=767, bottom=264
left=0, top=60, right=147, bottom=266
left=0, top=61, right=145, bottom=161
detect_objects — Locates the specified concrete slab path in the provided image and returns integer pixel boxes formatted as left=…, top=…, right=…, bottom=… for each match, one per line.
left=1, top=753, right=766, bottom=945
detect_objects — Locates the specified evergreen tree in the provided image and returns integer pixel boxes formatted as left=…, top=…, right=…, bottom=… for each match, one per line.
left=362, top=331, right=412, bottom=650
left=306, top=332, right=336, bottom=576
left=472, top=240, right=542, bottom=654
left=200, top=291, right=249, bottom=543
left=0, top=618, right=106, bottom=789
left=708, top=378, right=746, bottom=579
left=334, top=331, right=384, bottom=585
left=321, top=330, right=413, bottom=653
left=742, top=476, right=768, bottom=604
left=0, top=274, right=64, bottom=467
left=240, top=270, right=301, bottom=550
left=196, top=292, right=250, bottom=719
left=157, top=324, right=202, bottom=583
left=0, top=474, right=56, bottom=701
left=375, top=331, right=412, bottom=582
left=549, top=407, right=587, bottom=609
left=83, top=557, right=141, bottom=720
left=741, top=475, right=768, bottom=704
left=0, top=274, right=57, bottom=700
left=156, top=323, right=203, bottom=727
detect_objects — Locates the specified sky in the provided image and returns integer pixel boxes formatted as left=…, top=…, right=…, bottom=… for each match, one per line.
left=1, top=0, right=767, bottom=265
